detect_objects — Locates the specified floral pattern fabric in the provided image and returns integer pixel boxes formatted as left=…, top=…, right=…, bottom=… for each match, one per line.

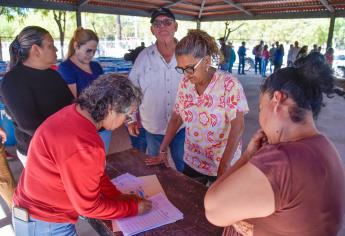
left=174, top=70, right=249, bottom=176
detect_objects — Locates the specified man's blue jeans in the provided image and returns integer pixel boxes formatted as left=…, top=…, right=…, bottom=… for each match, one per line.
left=13, top=216, right=77, bottom=236
left=128, top=127, right=147, bottom=153
left=145, top=128, right=185, bottom=172
left=98, top=129, right=112, bottom=154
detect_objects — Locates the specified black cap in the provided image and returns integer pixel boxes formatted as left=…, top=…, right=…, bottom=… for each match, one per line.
left=150, top=8, right=175, bottom=23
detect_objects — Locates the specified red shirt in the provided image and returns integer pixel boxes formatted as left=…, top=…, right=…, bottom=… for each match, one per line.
left=13, top=104, right=138, bottom=223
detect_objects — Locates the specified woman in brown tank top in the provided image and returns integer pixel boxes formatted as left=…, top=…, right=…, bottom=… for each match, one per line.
left=204, top=52, right=345, bottom=236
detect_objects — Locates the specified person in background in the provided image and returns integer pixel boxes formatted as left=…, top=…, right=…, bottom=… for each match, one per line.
left=310, top=44, right=318, bottom=54
left=124, top=42, right=146, bottom=64
left=261, top=44, right=269, bottom=78
left=228, top=42, right=236, bottom=74
left=324, top=47, right=334, bottom=67
left=296, top=45, right=308, bottom=60
left=58, top=27, right=112, bottom=153
left=146, top=30, right=249, bottom=185
left=291, top=40, right=300, bottom=64
left=0, top=127, right=15, bottom=208
left=268, top=43, right=276, bottom=73
left=204, top=53, right=345, bottom=236
left=253, top=40, right=264, bottom=75
left=287, top=44, right=294, bottom=67
left=237, top=42, right=246, bottom=75
left=273, top=44, right=284, bottom=71
left=12, top=74, right=152, bottom=236
left=218, top=37, right=230, bottom=71
left=127, top=8, right=185, bottom=172
left=0, top=26, right=73, bottom=167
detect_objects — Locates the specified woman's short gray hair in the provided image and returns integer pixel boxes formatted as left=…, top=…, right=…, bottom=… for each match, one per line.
left=75, top=73, right=142, bottom=122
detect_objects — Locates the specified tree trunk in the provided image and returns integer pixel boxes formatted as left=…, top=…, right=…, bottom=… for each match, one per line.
left=53, top=10, right=66, bottom=60
left=116, top=15, right=122, bottom=40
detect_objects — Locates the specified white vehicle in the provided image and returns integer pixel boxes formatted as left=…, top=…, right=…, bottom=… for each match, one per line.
left=333, top=54, right=345, bottom=79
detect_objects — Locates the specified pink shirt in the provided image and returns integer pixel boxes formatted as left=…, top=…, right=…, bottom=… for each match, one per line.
left=262, top=49, right=270, bottom=60
left=175, top=70, right=249, bottom=176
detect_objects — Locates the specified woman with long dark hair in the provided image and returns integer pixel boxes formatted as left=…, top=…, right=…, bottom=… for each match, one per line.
left=1, top=26, right=73, bottom=166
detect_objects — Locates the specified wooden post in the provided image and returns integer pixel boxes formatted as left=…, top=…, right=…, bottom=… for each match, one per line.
left=327, top=14, right=335, bottom=49
left=76, top=8, right=82, bottom=27
left=196, top=19, right=201, bottom=29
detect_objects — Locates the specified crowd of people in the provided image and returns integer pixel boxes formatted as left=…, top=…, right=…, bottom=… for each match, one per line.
left=0, top=7, right=344, bottom=236
left=219, top=38, right=336, bottom=79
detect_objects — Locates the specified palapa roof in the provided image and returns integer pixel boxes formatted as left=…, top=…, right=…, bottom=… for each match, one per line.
left=1, top=0, right=345, bottom=21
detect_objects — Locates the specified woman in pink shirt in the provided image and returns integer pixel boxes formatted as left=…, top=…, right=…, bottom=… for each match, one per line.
left=147, top=30, right=248, bottom=185
left=261, top=44, right=270, bottom=77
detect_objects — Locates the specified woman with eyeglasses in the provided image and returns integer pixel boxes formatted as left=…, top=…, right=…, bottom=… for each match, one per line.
left=12, top=74, right=152, bottom=236
left=146, top=30, right=248, bottom=185
left=58, top=27, right=112, bottom=153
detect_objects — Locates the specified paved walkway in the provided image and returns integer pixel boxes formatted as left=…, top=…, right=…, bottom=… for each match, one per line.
left=237, top=72, right=345, bottom=164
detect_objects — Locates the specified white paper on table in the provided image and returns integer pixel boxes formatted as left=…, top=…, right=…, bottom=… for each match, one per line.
left=111, top=173, right=145, bottom=194
left=113, top=193, right=183, bottom=236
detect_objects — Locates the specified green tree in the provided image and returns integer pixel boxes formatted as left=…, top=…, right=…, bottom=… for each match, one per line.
left=0, top=7, right=27, bottom=60
left=334, top=18, right=345, bottom=49
left=38, top=9, right=67, bottom=59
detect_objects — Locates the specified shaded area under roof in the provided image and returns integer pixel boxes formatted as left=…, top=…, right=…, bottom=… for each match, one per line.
left=1, top=0, right=345, bottom=21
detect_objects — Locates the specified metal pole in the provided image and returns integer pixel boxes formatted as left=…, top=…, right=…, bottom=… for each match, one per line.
left=327, top=14, right=335, bottom=49
left=76, top=8, right=82, bottom=27
left=196, top=19, right=201, bottom=29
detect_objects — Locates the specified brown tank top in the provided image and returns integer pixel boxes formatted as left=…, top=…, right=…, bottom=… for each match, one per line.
left=223, top=135, right=345, bottom=236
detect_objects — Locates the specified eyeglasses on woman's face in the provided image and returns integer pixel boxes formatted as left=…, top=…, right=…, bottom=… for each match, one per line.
left=152, top=18, right=174, bottom=28
left=175, top=57, right=204, bottom=75
left=77, top=40, right=98, bottom=56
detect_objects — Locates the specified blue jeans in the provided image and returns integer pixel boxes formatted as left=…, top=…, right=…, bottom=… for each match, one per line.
left=238, top=56, right=245, bottom=74
left=98, top=129, right=112, bottom=154
left=220, top=63, right=229, bottom=71
left=228, top=62, right=234, bottom=73
left=128, top=127, right=147, bottom=152
left=255, top=57, right=262, bottom=74
left=145, top=128, right=185, bottom=172
left=13, top=216, right=77, bottom=236
left=261, top=59, right=268, bottom=77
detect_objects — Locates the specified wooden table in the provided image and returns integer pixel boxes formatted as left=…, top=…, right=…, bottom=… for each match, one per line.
left=87, top=149, right=223, bottom=236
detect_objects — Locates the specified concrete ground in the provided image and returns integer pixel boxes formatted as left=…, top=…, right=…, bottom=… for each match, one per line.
left=0, top=70, right=344, bottom=235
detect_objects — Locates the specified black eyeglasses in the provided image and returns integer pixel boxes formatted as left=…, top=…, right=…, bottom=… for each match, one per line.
left=175, top=58, right=204, bottom=75
left=152, top=19, right=174, bottom=28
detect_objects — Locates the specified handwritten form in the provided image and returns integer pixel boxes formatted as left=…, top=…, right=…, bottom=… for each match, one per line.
left=111, top=173, right=184, bottom=236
